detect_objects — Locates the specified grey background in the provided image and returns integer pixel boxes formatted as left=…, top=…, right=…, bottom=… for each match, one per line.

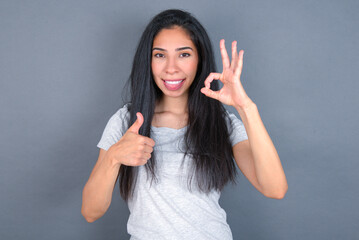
left=1, top=0, right=358, bottom=239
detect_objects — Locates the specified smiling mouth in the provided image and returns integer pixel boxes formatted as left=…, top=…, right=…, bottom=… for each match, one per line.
left=162, top=79, right=185, bottom=90
left=163, top=79, right=185, bottom=84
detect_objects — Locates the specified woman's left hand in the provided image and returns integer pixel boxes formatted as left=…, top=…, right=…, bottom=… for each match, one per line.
left=201, top=39, right=253, bottom=109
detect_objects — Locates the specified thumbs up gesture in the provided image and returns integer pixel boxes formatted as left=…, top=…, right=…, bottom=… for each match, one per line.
left=108, top=112, right=156, bottom=167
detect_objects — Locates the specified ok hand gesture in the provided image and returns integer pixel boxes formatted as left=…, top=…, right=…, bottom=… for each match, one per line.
left=201, top=39, right=253, bottom=109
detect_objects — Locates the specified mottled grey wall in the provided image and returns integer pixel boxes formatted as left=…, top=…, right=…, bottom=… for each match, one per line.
left=1, top=0, right=358, bottom=239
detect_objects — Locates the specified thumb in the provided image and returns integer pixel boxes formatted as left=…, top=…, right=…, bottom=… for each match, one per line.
left=128, top=112, right=144, bottom=134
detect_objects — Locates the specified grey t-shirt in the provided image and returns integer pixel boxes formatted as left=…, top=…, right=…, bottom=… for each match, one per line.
left=97, top=104, right=248, bottom=240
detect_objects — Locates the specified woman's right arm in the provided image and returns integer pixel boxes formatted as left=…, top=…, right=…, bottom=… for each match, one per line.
left=81, top=112, right=155, bottom=223
left=81, top=148, right=120, bottom=223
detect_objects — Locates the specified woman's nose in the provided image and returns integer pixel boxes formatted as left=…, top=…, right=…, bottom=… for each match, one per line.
left=165, top=57, right=179, bottom=74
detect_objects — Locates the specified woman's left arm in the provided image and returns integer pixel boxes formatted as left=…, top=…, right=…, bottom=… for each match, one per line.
left=201, top=39, right=288, bottom=199
left=234, top=101, right=288, bottom=199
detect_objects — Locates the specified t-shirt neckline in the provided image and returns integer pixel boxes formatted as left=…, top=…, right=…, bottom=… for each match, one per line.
left=151, top=125, right=188, bottom=132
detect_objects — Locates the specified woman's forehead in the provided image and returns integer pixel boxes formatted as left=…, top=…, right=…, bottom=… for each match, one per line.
left=153, top=27, right=196, bottom=50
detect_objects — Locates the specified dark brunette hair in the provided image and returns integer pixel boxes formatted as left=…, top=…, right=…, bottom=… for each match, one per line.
left=119, top=9, right=237, bottom=202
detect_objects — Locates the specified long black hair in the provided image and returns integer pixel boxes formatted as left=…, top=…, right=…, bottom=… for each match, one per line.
left=119, top=9, right=237, bottom=202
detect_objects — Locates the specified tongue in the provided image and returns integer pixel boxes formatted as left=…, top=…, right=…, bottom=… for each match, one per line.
left=163, top=80, right=184, bottom=91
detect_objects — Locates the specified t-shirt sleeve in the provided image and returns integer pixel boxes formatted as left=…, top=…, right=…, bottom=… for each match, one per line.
left=226, top=110, right=248, bottom=147
left=96, top=104, right=130, bottom=151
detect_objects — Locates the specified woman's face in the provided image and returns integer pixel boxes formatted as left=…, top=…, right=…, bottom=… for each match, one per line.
left=151, top=26, right=198, bottom=99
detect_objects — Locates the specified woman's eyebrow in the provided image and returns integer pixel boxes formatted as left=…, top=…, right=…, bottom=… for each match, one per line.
left=152, top=47, right=194, bottom=51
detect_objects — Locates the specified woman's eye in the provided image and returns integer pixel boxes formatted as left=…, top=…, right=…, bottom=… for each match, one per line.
left=180, top=53, right=190, bottom=57
left=154, top=53, right=164, bottom=58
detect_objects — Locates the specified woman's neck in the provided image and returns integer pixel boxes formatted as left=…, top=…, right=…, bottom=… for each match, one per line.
left=155, top=94, right=188, bottom=114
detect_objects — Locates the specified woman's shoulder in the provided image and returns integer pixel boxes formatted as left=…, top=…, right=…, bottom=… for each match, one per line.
left=113, top=102, right=131, bottom=118
left=223, top=109, right=242, bottom=125
left=106, top=103, right=131, bottom=133
left=96, top=103, right=131, bottom=151
left=223, top=108, right=248, bottom=145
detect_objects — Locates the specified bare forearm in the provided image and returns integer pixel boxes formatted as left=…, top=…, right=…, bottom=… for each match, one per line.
left=81, top=153, right=120, bottom=222
left=235, top=102, right=288, bottom=198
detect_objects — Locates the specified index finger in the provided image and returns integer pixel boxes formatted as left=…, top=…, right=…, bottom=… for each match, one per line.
left=220, top=39, right=230, bottom=70
left=143, top=136, right=155, bottom=147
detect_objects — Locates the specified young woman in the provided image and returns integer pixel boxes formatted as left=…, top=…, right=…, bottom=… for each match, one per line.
left=82, top=9, right=288, bottom=239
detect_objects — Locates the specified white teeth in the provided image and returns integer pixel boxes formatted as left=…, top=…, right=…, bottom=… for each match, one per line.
left=165, top=80, right=183, bottom=85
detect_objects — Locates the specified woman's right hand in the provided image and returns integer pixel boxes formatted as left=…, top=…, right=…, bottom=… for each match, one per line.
left=107, top=112, right=155, bottom=167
